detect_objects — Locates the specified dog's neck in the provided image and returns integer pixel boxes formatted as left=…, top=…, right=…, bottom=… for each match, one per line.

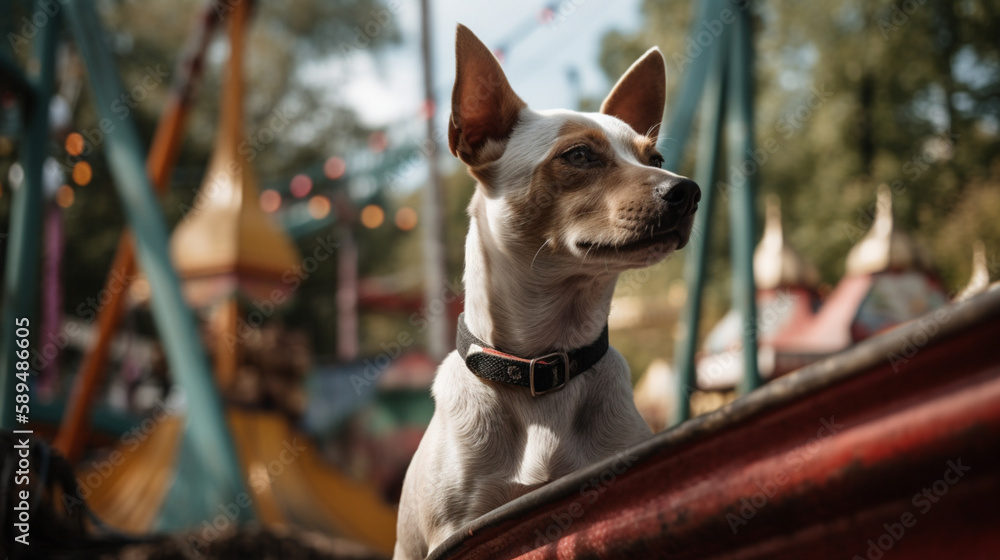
left=461, top=194, right=619, bottom=358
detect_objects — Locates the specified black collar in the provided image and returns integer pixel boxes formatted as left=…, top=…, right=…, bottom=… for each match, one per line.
left=455, top=313, right=610, bottom=396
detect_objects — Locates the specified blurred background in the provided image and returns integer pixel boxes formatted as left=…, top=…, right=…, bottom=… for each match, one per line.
left=0, top=0, right=998, bottom=557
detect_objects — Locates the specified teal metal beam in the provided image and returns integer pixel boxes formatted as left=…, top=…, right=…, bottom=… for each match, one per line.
left=0, top=0, right=14, bottom=56
left=0, top=52, right=34, bottom=105
left=726, top=6, right=761, bottom=393
left=672, top=14, right=729, bottom=425
left=658, top=0, right=719, bottom=169
left=0, top=1, right=57, bottom=429
left=63, top=0, right=250, bottom=524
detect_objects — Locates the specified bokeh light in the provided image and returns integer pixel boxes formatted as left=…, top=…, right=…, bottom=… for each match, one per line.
left=130, top=277, right=150, bottom=302
left=420, top=100, right=436, bottom=120
left=395, top=207, right=418, bottom=231
left=289, top=174, right=312, bottom=198
left=259, top=189, right=281, bottom=213
left=65, top=132, right=85, bottom=156
left=56, top=185, right=74, bottom=208
left=323, top=156, right=346, bottom=180
left=360, top=204, right=384, bottom=229
left=308, top=195, right=331, bottom=219
left=72, top=161, right=92, bottom=186
left=8, top=162, right=24, bottom=189
left=368, top=131, right=388, bottom=153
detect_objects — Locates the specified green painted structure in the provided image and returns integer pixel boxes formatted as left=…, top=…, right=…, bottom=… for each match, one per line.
left=0, top=0, right=250, bottom=530
left=660, top=0, right=761, bottom=423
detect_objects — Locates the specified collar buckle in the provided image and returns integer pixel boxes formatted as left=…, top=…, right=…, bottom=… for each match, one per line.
left=529, top=352, right=570, bottom=397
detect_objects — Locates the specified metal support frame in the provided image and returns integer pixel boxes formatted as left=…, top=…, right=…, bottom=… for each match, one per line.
left=0, top=1, right=58, bottom=429
left=726, top=8, right=760, bottom=393
left=666, top=0, right=760, bottom=423
left=671, top=21, right=728, bottom=425
left=60, top=0, right=249, bottom=523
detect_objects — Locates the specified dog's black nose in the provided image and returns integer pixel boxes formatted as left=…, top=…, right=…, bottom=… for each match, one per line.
left=658, top=178, right=701, bottom=214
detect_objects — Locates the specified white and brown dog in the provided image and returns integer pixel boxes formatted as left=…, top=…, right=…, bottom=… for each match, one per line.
left=393, top=25, right=700, bottom=558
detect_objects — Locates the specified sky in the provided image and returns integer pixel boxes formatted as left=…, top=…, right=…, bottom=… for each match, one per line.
left=326, top=0, right=645, bottom=129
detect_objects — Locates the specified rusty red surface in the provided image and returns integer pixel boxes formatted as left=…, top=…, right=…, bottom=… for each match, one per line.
left=430, top=290, right=1000, bottom=559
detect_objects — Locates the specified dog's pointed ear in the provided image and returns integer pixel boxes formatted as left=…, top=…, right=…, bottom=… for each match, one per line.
left=600, top=47, right=666, bottom=138
left=449, top=24, right=526, bottom=165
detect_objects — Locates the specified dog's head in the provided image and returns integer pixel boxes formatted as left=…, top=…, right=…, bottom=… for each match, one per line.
left=449, top=25, right=700, bottom=273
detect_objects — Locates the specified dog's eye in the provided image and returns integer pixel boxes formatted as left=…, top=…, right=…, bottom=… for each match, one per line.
left=562, top=146, right=600, bottom=168
left=650, top=154, right=664, bottom=168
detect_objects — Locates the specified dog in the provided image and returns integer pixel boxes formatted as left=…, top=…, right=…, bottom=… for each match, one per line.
left=393, top=25, right=700, bottom=559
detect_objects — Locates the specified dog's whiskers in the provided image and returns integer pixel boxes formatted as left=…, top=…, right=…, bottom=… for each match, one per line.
left=578, top=245, right=594, bottom=272
left=530, top=240, right=549, bottom=270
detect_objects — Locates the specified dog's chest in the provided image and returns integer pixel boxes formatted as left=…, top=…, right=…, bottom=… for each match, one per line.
left=417, top=351, right=647, bottom=541
left=454, top=408, right=596, bottom=518
left=456, top=377, right=613, bottom=487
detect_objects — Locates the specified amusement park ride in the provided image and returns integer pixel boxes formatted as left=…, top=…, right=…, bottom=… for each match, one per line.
left=2, top=0, right=397, bottom=555
left=1, top=0, right=999, bottom=558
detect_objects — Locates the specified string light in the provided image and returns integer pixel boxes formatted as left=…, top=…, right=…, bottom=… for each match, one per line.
left=323, top=156, right=346, bottom=180
left=72, top=161, right=92, bottom=186
left=395, top=207, right=418, bottom=231
left=420, top=100, right=436, bottom=120
left=368, top=131, right=388, bottom=153
left=65, top=132, right=85, bottom=156
left=360, top=204, right=384, bottom=229
left=56, top=185, right=74, bottom=208
left=308, top=195, right=331, bottom=219
left=260, top=189, right=281, bottom=212
left=289, top=174, right=312, bottom=198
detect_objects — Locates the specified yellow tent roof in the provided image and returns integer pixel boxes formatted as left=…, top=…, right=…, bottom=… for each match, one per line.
left=169, top=4, right=299, bottom=305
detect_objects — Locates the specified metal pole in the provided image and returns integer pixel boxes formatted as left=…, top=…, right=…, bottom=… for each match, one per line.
left=336, top=197, right=359, bottom=361
left=64, top=0, right=247, bottom=516
left=0, top=2, right=58, bottom=429
left=672, top=16, right=730, bottom=425
left=419, top=0, right=451, bottom=360
left=659, top=0, right=720, bottom=170
left=726, top=5, right=761, bottom=393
